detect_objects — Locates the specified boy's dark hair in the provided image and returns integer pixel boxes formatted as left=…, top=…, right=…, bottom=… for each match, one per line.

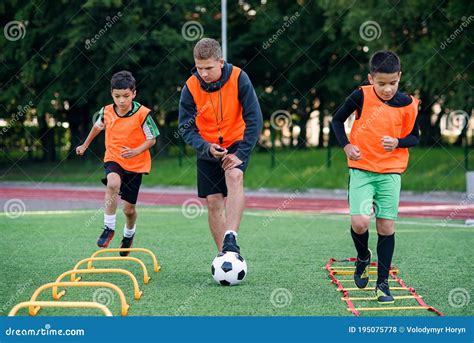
left=111, top=70, right=136, bottom=91
left=369, top=51, right=401, bottom=74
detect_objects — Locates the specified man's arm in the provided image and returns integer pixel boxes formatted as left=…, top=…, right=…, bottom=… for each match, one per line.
left=234, top=70, right=263, bottom=162
left=178, top=85, right=212, bottom=156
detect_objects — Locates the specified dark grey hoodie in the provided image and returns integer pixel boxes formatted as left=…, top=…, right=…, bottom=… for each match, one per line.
left=178, top=62, right=263, bottom=162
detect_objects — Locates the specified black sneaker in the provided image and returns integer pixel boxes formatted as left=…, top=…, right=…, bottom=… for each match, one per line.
left=119, top=234, right=135, bottom=256
left=376, top=280, right=395, bottom=304
left=354, top=249, right=372, bottom=289
left=97, top=227, right=115, bottom=248
left=222, top=232, right=240, bottom=254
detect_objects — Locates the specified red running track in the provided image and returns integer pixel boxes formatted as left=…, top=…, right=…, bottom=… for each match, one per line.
left=1, top=187, right=473, bottom=220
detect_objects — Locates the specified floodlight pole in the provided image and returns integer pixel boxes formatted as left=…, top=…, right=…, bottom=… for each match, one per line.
left=221, top=0, right=227, bottom=60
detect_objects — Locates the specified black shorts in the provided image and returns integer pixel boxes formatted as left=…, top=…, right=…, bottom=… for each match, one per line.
left=101, top=161, right=143, bottom=204
left=197, top=141, right=248, bottom=198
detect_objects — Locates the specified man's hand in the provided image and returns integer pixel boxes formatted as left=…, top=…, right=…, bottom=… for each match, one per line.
left=121, top=146, right=139, bottom=159
left=343, top=144, right=362, bottom=160
left=381, top=136, right=399, bottom=152
left=209, top=144, right=227, bottom=159
left=76, top=144, right=88, bottom=156
left=221, top=154, right=243, bottom=171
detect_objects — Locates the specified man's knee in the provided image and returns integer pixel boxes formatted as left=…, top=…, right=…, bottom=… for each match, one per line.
left=206, top=194, right=224, bottom=212
left=225, top=169, right=243, bottom=189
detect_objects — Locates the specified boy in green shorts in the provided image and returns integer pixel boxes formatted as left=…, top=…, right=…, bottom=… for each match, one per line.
left=331, top=51, right=419, bottom=303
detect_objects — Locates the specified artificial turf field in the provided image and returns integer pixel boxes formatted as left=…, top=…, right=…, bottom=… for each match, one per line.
left=1, top=207, right=472, bottom=317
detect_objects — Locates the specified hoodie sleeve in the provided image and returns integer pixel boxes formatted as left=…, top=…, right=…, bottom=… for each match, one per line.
left=178, top=85, right=212, bottom=156
left=235, top=70, right=263, bottom=162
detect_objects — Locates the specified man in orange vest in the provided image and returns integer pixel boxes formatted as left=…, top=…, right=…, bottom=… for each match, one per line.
left=331, top=51, right=419, bottom=303
left=179, top=38, right=263, bottom=254
left=76, top=71, right=159, bottom=254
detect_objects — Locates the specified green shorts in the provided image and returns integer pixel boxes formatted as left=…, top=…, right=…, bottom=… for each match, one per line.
left=348, top=168, right=401, bottom=221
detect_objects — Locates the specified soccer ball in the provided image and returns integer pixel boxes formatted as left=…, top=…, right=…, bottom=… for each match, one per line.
left=211, top=252, right=247, bottom=286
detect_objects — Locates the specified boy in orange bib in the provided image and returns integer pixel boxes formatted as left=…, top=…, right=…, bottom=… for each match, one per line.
left=332, top=51, right=419, bottom=303
left=76, top=71, right=159, bottom=255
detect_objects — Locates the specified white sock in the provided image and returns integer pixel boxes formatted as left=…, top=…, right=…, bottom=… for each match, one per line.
left=224, top=230, right=237, bottom=237
left=124, top=225, right=136, bottom=238
left=104, top=214, right=116, bottom=230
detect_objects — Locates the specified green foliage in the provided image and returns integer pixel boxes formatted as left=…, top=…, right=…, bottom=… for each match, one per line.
left=0, top=0, right=471, bottom=161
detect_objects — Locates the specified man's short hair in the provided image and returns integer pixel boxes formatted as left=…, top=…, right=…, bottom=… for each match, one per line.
left=111, top=70, right=136, bottom=91
left=193, top=38, right=222, bottom=60
left=369, top=51, right=401, bottom=74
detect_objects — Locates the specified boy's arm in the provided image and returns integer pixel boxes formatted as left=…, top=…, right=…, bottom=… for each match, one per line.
left=397, top=120, right=420, bottom=148
left=383, top=115, right=420, bottom=152
left=331, top=90, right=363, bottom=160
left=76, top=125, right=103, bottom=155
left=122, top=113, right=159, bottom=159
left=331, top=90, right=362, bottom=147
left=121, top=139, right=156, bottom=159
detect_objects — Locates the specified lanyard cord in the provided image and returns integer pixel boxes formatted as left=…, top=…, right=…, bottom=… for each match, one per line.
left=209, top=89, right=224, bottom=144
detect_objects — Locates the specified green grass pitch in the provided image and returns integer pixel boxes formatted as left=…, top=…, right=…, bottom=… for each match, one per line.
left=1, top=207, right=472, bottom=316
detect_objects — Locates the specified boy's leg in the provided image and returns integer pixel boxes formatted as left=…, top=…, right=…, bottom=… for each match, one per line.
left=350, top=215, right=371, bottom=258
left=123, top=201, right=137, bottom=234
left=349, top=169, right=376, bottom=259
left=97, top=171, right=121, bottom=248
left=375, top=218, right=395, bottom=284
left=375, top=218, right=395, bottom=303
left=373, top=173, right=400, bottom=303
left=349, top=169, right=376, bottom=288
left=105, top=172, right=121, bottom=216
left=118, top=201, right=137, bottom=256
left=118, top=172, right=142, bottom=256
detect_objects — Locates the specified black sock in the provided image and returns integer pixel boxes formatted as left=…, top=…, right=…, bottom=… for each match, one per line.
left=350, top=227, right=369, bottom=260
left=376, top=233, right=395, bottom=285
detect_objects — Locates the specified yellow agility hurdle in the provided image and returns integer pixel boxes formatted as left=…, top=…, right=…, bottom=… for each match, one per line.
left=29, top=281, right=129, bottom=316
left=70, top=257, right=151, bottom=284
left=52, top=269, right=142, bottom=300
left=9, top=301, right=112, bottom=316
left=87, top=248, right=160, bottom=273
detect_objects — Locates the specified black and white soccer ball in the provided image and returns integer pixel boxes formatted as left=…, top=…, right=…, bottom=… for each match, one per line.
left=211, top=252, right=247, bottom=286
